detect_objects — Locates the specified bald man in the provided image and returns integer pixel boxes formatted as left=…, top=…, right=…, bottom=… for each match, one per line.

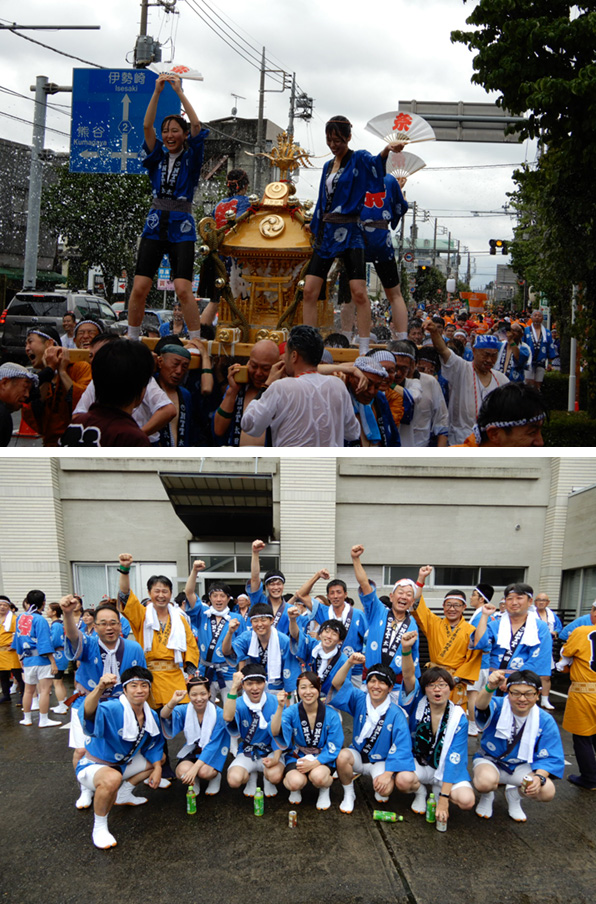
left=213, top=340, right=281, bottom=446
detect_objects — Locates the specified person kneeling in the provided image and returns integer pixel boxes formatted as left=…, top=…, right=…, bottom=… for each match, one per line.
left=332, top=652, right=417, bottom=814
left=160, top=676, right=229, bottom=797
left=472, top=669, right=564, bottom=822
left=77, top=667, right=165, bottom=850
left=224, top=665, right=285, bottom=799
left=274, top=671, right=343, bottom=810
left=399, top=631, right=475, bottom=829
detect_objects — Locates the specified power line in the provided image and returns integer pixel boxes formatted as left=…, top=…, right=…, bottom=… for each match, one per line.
left=0, top=84, right=71, bottom=117
left=4, top=27, right=105, bottom=68
left=0, top=108, right=71, bottom=138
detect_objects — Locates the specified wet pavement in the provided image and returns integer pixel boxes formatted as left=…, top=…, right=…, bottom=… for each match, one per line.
left=1, top=683, right=595, bottom=904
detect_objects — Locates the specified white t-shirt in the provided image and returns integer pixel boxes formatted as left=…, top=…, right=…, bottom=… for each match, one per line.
left=441, top=351, right=509, bottom=445
left=73, top=376, right=172, bottom=443
left=400, top=372, right=449, bottom=447
left=241, top=372, right=360, bottom=447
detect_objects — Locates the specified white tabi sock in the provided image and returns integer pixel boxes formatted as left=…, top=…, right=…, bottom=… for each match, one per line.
left=20, top=712, right=33, bottom=725
left=38, top=712, right=61, bottom=728
left=205, top=774, right=221, bottom=796
left=340, top=782, right=356, bottom=814
left=541, top=696, right=554, bottom=710
left=316, top=787, right=331, bottom=810
left=505, top=785, right=527, bottom=822
left=76, top=784, right=94, bottom=809
left=244, top=773, right=258, bottom=797
left=411, top=785, right=427, bottom=814
left=475, top=791, right=494, bottom=819
left=188, top=329, right=202, bottom=340
left=127, top=326, right=141, bottom=340
left=288, top=790, right=302, bottom=804
left=263, top=777, right=278, bottom=798
left=92, top=814, right=117, bottom=849
left=358, top=336, right=370, bottom=356
left=31, top=696, right=39, bottom=711
left=116, top=780, right=147, bottom=806
left=393, top=331, right=408, bottom=340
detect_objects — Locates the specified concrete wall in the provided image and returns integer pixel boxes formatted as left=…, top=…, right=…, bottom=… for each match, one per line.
left=561, top=484, right=596, bottom=571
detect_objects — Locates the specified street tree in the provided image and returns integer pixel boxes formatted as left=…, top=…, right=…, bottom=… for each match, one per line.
left=452, top=1, right=596, bottom=415
left=42, top=166, right=152, bottom=303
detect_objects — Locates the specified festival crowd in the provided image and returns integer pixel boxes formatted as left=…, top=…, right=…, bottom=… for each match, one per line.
left=0, top=76, right=558, bottom=449
left=1, top=540, right=594, bottom=850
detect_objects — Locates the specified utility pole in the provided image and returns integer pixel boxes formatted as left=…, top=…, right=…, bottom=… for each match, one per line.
left=287, top=73, right=296, bottom=139
left=254, top=47, right=266, bottom=195
left=410, top=202, right=418, bottom=254
left=432, top=218, right=438, bottom=268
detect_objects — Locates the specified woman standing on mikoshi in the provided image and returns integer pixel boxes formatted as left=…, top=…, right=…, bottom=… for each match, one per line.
left=301, top=115, right=402, bottom=355
left=127, top=72, right=208, bottom=342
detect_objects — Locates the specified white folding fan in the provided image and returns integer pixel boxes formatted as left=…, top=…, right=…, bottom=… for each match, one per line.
left=388, top=150, right=426, bottom=185
left=365, top=111, right=435, bottom=144
left=149, top=64, right=204, bottom=81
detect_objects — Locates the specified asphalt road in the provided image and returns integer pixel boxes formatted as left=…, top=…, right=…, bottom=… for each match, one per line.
left=0, top=684, right=594, bottom=904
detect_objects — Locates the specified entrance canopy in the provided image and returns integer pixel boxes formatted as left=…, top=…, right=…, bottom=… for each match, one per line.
left=159, top=472, right=273, bottom=539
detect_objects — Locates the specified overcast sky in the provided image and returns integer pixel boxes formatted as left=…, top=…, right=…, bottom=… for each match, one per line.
left=0, top=0, right=535, bottom=289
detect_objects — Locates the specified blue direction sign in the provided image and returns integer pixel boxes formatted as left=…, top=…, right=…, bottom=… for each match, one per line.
left=70, top=69, right=179, bottom=174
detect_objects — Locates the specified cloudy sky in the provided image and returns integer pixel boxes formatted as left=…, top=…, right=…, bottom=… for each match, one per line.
left=0, top=0, right=535, bottom=289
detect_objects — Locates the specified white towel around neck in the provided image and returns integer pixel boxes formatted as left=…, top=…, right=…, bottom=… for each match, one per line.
left=2, top=611, right=12, bottom=632
left=311, top=642, right=339, bottom=680
left=178, top=700, right=218, bottom=757
left=355, top=695, right=391, bottom=746
left=494, top=696, right=540, bottom=763
left=98, top=638, right=123, bottom=685
left=143, top=603, right=187, bottom=665
left=248, top=626, right=281, bottom=683
left=204, top=606, right=231, bottom=620
left=497, top=610, right=539, bottom=651
left=242, top=689, right=269, bottom=729
left=327, top=602, right=351, bottom=625
left=119, top=694, right=160, bottom=740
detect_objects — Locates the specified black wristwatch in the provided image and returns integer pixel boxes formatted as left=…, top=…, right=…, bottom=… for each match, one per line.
left=537, top=774, right=547, bottom=786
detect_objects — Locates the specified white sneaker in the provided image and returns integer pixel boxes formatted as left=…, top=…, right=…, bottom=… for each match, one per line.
left=468, top=722, right=479, bottom=736
left=263, top=778, right=278, bottom=798
left=505, top=786, right=527, bottom=822
left=316, top=787, right=331, bottom=810
left=75, top=787, right=94, bottom=810
left=340, top=785, right=356, bottom=814
left=51, top=703, right=69, bottom=714
left=541, top=697, right=555, bottom=710
left=92, top=826, right=117, bottom=849
left=115, top=783, right=147, bottom=806
left=475, top=791, right=494, bottom=819
left=205, top=774, right=221, bottom=796
left=288, top=790, right=302, bottom=805
left=411, top=785, right=427, bottom=814
left=244, top=773, right=257, bottom=798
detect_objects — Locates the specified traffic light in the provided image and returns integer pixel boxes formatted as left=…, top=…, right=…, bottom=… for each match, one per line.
left=417, top=265, right=429, bottom=277
left=489, top=239, right=509, bottom=255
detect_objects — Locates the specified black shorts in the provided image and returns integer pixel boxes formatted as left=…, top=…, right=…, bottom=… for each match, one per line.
left=54, top=670, right=66, bottom=680
left=306, top=247, right=366, bottom=282
left=135, top=238, right=195, bottom=282
left=372, top=258, right=400, bottom=289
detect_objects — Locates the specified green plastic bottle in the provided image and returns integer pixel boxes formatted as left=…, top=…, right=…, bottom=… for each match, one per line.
left=186, top=785, right=197, bottom=815
left=425, top=792, right=436, bottom=824
left=253, top=786, right=264, bottom=816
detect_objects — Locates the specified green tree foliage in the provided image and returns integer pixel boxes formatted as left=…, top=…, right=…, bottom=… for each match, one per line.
left=452, top=2, right=596, bottom=415
left=42, top=166, right=152, bottom=302
left=413, top=266, right=446, bottom=307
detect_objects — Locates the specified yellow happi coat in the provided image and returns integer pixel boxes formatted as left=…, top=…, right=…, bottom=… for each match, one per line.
left=413, top=594, right=482, bottom=708
left=124, top=591, right=199, bottom=707
left=562, top=625, right=596, bottom=736
left=0, top=613, right=21, bottom=671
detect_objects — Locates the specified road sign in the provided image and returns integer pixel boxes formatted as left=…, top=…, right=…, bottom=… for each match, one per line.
left=70, top=69, right=179, bottom=174
left=398, top=100, right=526, bottom=143
left=403, top=251, right=414, bottom=263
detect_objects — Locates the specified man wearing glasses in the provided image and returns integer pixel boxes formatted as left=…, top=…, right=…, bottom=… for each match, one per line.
left=472, top=668, right=564, bottom=821
left=412, top=570, right=483, bottom=711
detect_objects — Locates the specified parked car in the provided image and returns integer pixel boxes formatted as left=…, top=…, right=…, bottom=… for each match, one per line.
left=0, top=291, right=119, bottom=363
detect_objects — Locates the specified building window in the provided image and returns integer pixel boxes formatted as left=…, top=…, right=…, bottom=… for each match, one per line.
left=383, top=565, right=526, bottom=590
left=73, top=562, right=177, bottom=604
left=561, top=566, right=596, bottom=616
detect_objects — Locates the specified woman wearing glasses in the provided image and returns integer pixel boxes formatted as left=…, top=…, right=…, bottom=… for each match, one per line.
left=399, top=630, right=475, bottom=828
left=472, top=668, right=564, bottom=822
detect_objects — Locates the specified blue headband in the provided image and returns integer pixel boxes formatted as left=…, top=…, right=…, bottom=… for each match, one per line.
left=474, top=335, right=500, bottom=350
